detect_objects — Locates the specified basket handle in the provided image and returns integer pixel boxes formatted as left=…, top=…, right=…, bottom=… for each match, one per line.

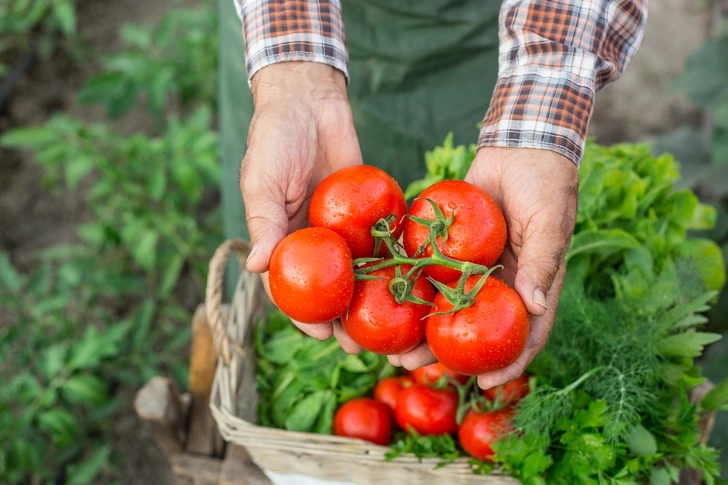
left=205, top=238, right=252, bottom=365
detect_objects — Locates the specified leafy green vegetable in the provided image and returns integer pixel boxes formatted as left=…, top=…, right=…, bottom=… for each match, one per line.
left=403, top=133, right=476, bottom=199
left=572, top=141, right=725, bottom=296
left=402, top=135, right=727, bottom=482
left=386, top=431, right=464, bottom=467
left=255, top=308, right=393, bottom=433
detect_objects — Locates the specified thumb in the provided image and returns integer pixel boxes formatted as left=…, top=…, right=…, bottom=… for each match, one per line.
left=243, top=185, right=290, bottom=274
left=514, top=224, right=566, bottom=317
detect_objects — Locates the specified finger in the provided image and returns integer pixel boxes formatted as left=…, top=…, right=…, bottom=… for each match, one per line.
left=399, top=341, right=437, bottom=371
left=494, top=245, right=517, bottom=287
left=388, top=354, right=403, bottom=367
left=333, top=321, right=363, bottom=354
left=477, top=360, right=528, bottom=391
left=260, top=272, right=334, bottom=340
left=291, top=318, right=334, bottom=341
left=478, top=264, right=565, bottom=389
left=514, top=221, right=568, bottom=317
left=240, top=163, right=290, bottom=274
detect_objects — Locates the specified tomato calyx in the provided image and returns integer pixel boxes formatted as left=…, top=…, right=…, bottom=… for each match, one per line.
left=425, top=265, right=501, bottom=316
left=388, top=264, right=432, bottom=305
left=370, top=213, right=402, bottom=257
left=406, top=198, right=458, bottom=255
left=353, top=207, right=500, bottom=310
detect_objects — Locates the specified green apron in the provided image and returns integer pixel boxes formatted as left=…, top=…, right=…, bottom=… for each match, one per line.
left=218, top=0, right=501, bottom=290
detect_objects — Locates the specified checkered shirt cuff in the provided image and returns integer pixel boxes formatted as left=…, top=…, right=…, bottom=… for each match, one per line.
left=236, top=0, right=349, bottom=84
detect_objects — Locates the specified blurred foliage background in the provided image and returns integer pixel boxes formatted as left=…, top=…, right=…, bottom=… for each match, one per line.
left=0, top=0, right=727, bottom=483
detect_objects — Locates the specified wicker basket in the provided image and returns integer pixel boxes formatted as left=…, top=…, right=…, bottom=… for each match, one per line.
left=207, top=239, right=518, bottom=484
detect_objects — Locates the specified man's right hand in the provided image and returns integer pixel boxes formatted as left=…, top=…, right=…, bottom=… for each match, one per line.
left=240, top=62, right=363, bottom=344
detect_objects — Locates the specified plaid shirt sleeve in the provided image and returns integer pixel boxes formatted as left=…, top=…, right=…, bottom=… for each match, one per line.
left=479, top=0, right=648, bottom=165
left=235, top=0, right=349, bottom=84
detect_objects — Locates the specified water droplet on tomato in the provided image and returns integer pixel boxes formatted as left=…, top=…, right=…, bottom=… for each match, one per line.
left=466, top=316, right=474, bottom=323
left=367, top=196, right=375, bottom=203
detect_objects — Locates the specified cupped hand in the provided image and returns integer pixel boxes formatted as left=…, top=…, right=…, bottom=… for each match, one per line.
left=241, top=62, right=363, bottom=343
left=390, top=146, right=579, bottom=389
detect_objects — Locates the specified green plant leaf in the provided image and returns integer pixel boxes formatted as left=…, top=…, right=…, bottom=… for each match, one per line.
left=68, top=327, right=124, bottom=370
left=61, top=374, right=108, bottom=405
left=38, top=408, right=77, bottom=445
left=284, top=390, right=327, bottom=432
left=0, top=126, right=55, bottom=148
left=625, top=423, right=657, bottom=456
left=650, top=468, right=671, bottom=485
left=657, top=332, right=722, bottom=358
left=132, top=298, right=156, bottom=350
left=120, top=23, right=152, bottom=48
left=132, top=230, right=158, bottom=270
left=159, top=253, right=184, bottom=298
left=40, top=344, right=68, bottom=380
left=675, top=239, right=726, bottom=292
left=65, top=156, right=95, bottom=189
left=66, top=445, right=112, bottom=485
left=701, top=377, right=728, bottom=411
left=0, top=252, right=22, bottom=290
left=566, top=228, right=641, bottom=262
left=312, top=391, right=336, bottom=434
left=53, top=1, right=76, bottom=35
left=77, top=222, right=107, bottom=248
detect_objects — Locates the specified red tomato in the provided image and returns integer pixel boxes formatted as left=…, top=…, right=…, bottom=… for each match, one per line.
left=426, top=276, right=529, bottom=375
left=395, top=384, right=458, bottom=435
left=333, top=398, right=392, bottom=446
left=269, top=227, right=354, bottom=324
left=403, top=180, right=506, bottom=283
left=342, top=265, right=434, bottom=354
left=373, top=376, right=414, bottom=413
left=410, top=362, right=469, bottom=387
left=483, top=372, right=530, bottom=405
left=309, top=165, right=407, bottom=259
left=458, top=408, right=514, bottom=461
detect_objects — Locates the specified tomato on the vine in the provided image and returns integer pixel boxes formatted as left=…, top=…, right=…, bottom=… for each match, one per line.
left=395, top=384, right=458, bottom=435
left=269, top=227, right=354, bottom=324
left=410, top=362, right=468, bottom=387
left=403, top=180, right=506, bottom=283
left=426, top=275, right=529, bottom=375
left=342, top=265, right=434, bottom=354
left=309, top=165, right=407, bottom=259
left=373, top=376, right=414, bottom=414
left=483, top=372, right=530, bottom=405
left=333, top=398, right=392, bottom=446
left=458, top=408, right=514, bottom=461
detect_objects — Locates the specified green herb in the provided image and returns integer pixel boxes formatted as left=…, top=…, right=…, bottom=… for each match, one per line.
left=493, top=264, right=726, bottom=483
left=255, top=308, right=394, bottom=433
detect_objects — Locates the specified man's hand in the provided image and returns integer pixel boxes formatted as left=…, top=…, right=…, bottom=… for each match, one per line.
left=241, top=62, right=363, bottom=343
left=390, top=147, right=578, bottom=389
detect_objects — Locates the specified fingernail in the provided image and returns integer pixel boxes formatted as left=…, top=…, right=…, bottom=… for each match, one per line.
left=533, top=288, right=548, bottom=310
left=246, top=245, right=257, bottom=266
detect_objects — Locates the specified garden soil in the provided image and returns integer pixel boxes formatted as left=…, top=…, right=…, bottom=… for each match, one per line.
left=0, top=0, right=725, bottom=483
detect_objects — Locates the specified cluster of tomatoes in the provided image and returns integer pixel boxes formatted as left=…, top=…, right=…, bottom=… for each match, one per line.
left=269, top=164, right=530, bottom=376
left=333, top=363, right=530, bottom=461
